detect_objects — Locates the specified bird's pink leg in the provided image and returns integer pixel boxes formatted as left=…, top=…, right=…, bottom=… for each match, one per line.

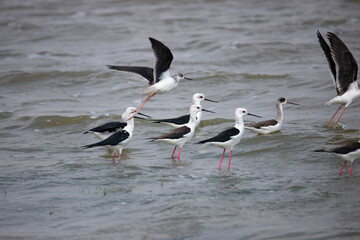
left=118, top=153, right=121, bottom=163
left=349, top=162, right=353, bottom=176
left=128, top=90, right=160, bottom=120
left=327, top=105, right=342, bottom=125
left=177, top=147, right=182, bottom=160
left=112, top=152, right=116, bottom=163
left=333, top=107, right=347, bottom=128
left=227, top=150, right=233, bottom=171
left=338, top=161, right=347, bottom=175
left=218, top=149, right=226, bottom=170
left=171, top=146, right=177, bottom=158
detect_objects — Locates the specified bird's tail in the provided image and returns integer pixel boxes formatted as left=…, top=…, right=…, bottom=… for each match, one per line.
left=146, top=137, right=157, bottom=142
left=81, top=143, right=100, bottom=149
left=197, top=139, right=209, bottom=144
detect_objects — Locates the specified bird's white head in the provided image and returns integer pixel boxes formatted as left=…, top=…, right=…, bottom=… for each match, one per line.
left=193, top=93, right=205, bottom=104
left=192, top=93, right=218, bottom=104
left=174, top=73, right=194, bottom=82
left=122, top=107, right=137, bottom=122
left=235, top=108, right=262, bottom=123
left=235, top=108, right=249, bottom=119
left=189, top=104, right=202, bottom=122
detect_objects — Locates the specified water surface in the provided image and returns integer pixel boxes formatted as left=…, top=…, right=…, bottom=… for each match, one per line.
left=1, top=0, right=360, bottom=239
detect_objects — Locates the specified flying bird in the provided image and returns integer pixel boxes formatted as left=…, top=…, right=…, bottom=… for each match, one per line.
left=317, top=31, right=359, bottom=127
left=107, top=37, right=193, bottom=120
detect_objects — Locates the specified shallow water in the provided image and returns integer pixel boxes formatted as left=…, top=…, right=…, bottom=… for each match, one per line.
left=1, top=0, right=360, bottom=239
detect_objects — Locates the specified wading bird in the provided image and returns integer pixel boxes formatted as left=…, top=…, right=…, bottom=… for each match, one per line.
left=245, top=97, right=298, bottom=134
left=198, top=108, right=261, bottom=171
left=150, top=105, right=202, bottom=160
left=82, top=107, right=139, bottom=163
left=314, top=140, right=360, bottom=176
left=317, top=31, right=359, bottom=127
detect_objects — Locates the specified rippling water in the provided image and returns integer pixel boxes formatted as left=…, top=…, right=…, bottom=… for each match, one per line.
left=1, top=0, right=360, bottom=239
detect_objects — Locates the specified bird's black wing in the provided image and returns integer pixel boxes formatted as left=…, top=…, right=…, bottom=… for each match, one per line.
left=149, top=37, right=174, bottom=83
left=198, top=127, right=240, bottom=144
left=245, top=119, right=278, bottom=129
left=84, top=122, right=127, bottom=134
left=327, top=32, right=358, bottom=95
left=152, top=126, right=190, bottom=140
left=82, top=130, right=130, bottom=149
left=317, top=30, right=338, bottom=94
left=152, top=114, right=190, bottom=125
left=332, top=142, right=360, bottom=154
left=107, top=65, right=155, bottom=85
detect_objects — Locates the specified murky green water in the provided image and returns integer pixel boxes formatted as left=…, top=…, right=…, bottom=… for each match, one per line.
left=1, top=0, right=360, bottom=239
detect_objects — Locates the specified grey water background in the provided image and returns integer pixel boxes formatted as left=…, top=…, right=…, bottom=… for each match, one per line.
left=1, top=0, right=360, bottom=239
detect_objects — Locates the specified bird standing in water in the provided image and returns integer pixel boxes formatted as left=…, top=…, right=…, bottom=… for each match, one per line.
left=317, top=31, right=359, bottom=128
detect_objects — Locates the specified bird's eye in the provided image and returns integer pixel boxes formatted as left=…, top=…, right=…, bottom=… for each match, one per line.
left=200, top=96, right=203, bottom=98
left=179, top=73, right=183, bottom=77
left=242, top=110, right=246, bottom=113
left=197, top=107, right=200, bottom=109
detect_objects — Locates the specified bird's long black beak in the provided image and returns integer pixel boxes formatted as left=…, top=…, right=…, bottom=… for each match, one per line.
left=248, top=113, right=262, bottom=118
left=205, top=98, right=219, bottom=103
left=202, top=108, right=216, bottom=114
left=137, top=112, right=151, bottom=118
left=134, top=116, right=146, bottom=120
left=286, top=101, right=300, bottom=105
left=184, top=77, right=194, bottom=81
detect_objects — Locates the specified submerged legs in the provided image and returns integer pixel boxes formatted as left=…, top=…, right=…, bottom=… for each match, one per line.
left=338, top=161, right=347, bottom=175
left=327, top=105, right=342, bottom=125
left=171, top=146, right=177, bottom=158
left=218, top=149, right=226, bottom=170
left=333, top=107, right=347, bottom=128
left=228, top=150, right=233, bottom=171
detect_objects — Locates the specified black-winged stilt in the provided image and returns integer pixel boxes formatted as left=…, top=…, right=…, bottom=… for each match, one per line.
left=198, top=108, right=261, bottom=171
left=82, top=107, right=139, bottom=163
left=107, top=37, right=193, bottom=120
left=314, top=140, right=360, bottom=176
left=245, top=97, right=298, bottom=134
left=149, top=104, right=202, bottom=159
left=84, top=112, right=150, bottom=140
left=152, top=93, right=217, bottom=128
left=317, top=31, right=359, bottom=128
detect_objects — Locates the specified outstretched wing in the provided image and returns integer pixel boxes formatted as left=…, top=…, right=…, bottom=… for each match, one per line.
left=107, top=65, right=155, bottom=85
left=317, top=30, right=338, bottom=94
left=149, top=37, right=174, bottom=83
left=327, top=32, right=358, bottom=95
